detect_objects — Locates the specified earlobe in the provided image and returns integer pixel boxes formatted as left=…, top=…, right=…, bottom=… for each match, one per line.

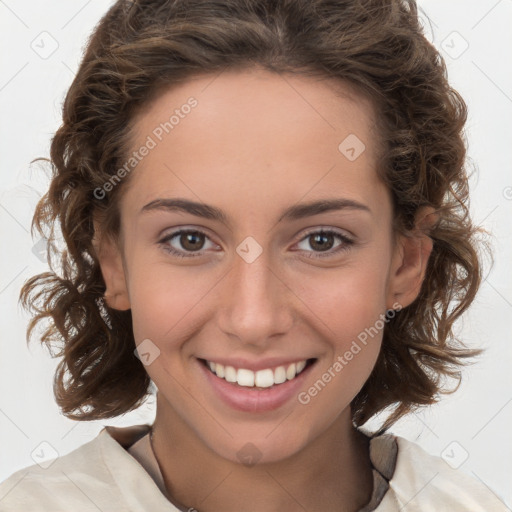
left=92, top=219, right=131, bottom=311
left=104, top=289, right=131, bottom=311
left=386, top=206, right=437, bottom=310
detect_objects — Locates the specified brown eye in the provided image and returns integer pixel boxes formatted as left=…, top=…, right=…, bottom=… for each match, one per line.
left=295, top=229, right=354, bottom=258
left=308, top=232, right=336, bottom=252
left=159, top=229, right=217, bottom=258
left=179, top=231, right=206, bottom=251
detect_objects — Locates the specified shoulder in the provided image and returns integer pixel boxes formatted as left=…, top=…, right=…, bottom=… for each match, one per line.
left=370, top=433, right=509, bottom=511
left=0, top=425, right=148, bottom=512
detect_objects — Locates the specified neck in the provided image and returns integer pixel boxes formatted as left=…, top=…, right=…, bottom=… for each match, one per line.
left=150, top=396, right=373, bottom=512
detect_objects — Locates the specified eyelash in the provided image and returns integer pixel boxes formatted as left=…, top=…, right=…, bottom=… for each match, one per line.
left=158, top=228, right=355, bottom=259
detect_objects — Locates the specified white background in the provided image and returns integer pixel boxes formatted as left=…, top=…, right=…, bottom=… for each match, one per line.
left=0, top=0, right=511, bottom=508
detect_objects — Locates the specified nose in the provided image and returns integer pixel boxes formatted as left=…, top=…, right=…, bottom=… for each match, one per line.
left=216, top=247, right=294, bottom=347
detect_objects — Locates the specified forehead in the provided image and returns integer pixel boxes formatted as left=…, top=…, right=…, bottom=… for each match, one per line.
left=121, top=68, right=386, bottom=221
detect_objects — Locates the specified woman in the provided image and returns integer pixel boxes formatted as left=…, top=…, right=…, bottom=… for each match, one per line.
left=0, top=0, right=506, bottom=510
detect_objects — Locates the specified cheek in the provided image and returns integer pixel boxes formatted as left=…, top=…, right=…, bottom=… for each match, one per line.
left=295, top=256, right=389, bottom=395
left=127, top=252, right=214, bottom=344
left=296, top=267, right=387, bottom=422
left=302, top=260, right=390, bottom=342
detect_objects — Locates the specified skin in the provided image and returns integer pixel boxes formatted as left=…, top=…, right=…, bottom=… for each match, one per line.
left=94, top=67, right=435, bottom=512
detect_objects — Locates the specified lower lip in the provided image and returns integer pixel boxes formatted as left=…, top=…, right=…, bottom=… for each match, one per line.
left=198, top=359, right=316, bottom=413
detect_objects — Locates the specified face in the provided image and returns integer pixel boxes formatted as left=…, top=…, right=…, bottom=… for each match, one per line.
left=96, top=68, right=427, bottom=464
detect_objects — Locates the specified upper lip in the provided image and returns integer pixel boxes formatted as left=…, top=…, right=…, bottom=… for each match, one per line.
left=198, top=356, right=315, bottom=372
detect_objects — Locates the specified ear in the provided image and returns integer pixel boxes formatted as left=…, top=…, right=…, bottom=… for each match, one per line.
left=92, top=216, right=131, bottom=311
left=386, top=206, right=438, bottom=310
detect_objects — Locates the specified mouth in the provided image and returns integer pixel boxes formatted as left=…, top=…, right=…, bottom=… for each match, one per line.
left=197, top=357, right=318, bottom=412
left=199, top=358, right=316, bottom=389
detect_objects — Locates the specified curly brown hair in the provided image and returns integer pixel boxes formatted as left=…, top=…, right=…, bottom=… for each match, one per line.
left=20, top=0, right=487, bottom=433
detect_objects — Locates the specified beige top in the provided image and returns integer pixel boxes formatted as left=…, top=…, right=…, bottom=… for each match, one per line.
left=0, top=423, right=508, bottom=511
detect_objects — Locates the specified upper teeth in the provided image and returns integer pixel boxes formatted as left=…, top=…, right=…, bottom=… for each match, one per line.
left=207, top=360, right=308, bottom=388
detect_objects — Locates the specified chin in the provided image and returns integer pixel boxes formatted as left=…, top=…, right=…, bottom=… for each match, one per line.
left=200, top=427, right=313, bottom=466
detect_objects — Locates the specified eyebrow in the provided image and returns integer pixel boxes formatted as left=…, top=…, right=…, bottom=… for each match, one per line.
left=139, top=197, right=371, bottom=224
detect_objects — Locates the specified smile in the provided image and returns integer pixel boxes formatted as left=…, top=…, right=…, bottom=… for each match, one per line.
left=198, top=357, right=318, bottom=412
left=204, top=359, right=313, bottom=388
